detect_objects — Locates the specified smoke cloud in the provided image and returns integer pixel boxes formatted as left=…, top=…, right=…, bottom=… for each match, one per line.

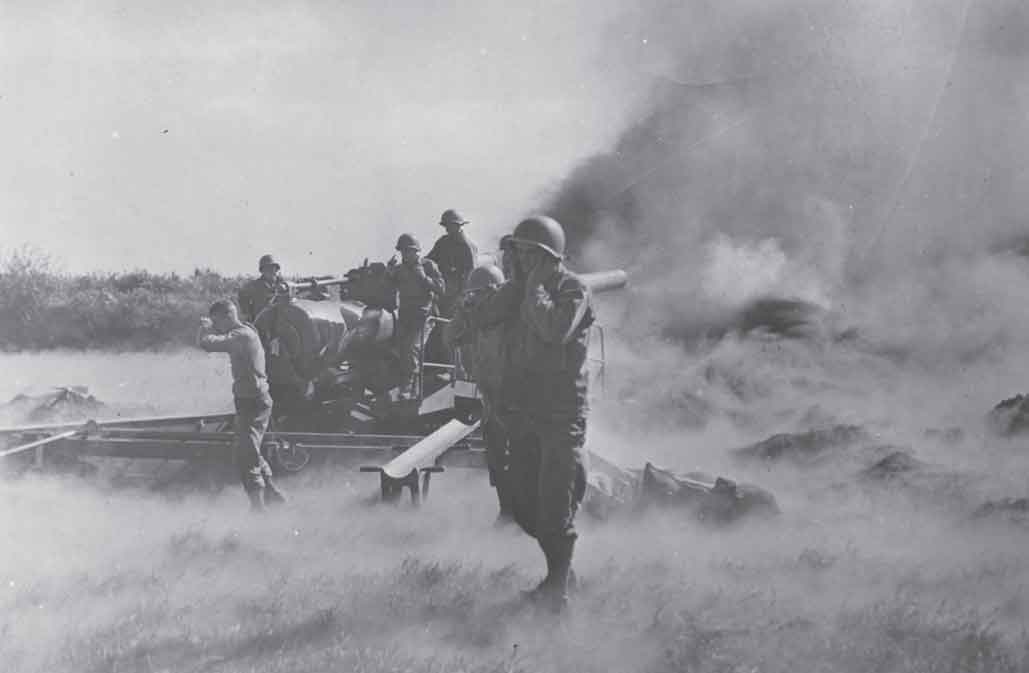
left=540, top=0, right=1029, bottom=362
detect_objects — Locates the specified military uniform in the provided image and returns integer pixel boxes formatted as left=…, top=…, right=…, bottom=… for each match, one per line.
left=389, top=258, right=445, bottom=395
left=444, top=293, right=512, bottom=519
left=427, top=230, right=478, bottom=318
left=471, top=266, right=592, bottom=608
left=198, top=324, right=285, bottom=509
left=506, top=270, right=591, bottom=540
left=240, top=277, right=305, bottom=417
left=265, top=353, right=311, bottom=420
left=238, top=277, right=289, bottom=323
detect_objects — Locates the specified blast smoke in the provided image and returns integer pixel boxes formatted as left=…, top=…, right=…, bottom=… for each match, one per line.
left=541, top=0, right=1029, bottom=363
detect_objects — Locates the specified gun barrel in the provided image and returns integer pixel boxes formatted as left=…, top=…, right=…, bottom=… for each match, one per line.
left=285, top=276, right=350, bottom=291
left=580, top=270, right=628, bottom=294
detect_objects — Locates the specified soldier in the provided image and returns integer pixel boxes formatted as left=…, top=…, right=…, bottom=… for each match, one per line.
left=427, top=209, right=478, bottom=318
left=237, top=255, right=305, bottom=420
left=238, top=254, right=290, bottom=323
left=443, top=263, right=513, bottom=523
left=499, top=234, right=516, bottom=281
left=388, top=233, right=445, bottom=399
left=197, top=300, right=287, bottom=511
left=470, top=215, right=593, bottom=613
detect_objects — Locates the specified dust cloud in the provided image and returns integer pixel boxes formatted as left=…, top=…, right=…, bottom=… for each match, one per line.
left=3, top=455, right=1029, bottom=672
left=3, top=1, right=1029, bottom=671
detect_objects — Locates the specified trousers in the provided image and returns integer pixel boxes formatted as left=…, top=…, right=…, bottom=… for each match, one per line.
left=395, top=313, right=431, bottom=388
left=233, top=394, right=274, bottom=493
left=502, top=415, right=588, bottom=541
left=483, top=412, right=513, bottom=516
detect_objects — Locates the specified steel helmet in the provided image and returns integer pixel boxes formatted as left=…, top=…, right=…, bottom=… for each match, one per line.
left=439, top=209, right=469, bottom=227
left=465, top=264, right=505, bottom=292
left=258, top=254, right=280, bottom=271
left=510, top=215, right=566, bottom=259
left=395, top=233, right=421, bottom=251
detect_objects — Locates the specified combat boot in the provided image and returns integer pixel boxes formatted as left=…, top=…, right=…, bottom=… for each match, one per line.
left=246, top=487, right=266, bottom=513
left=544, top=536, right=575, bottom=613
left=495, top=488, right=515, bottom=526
left=264, top=478, right=288, bottom=507
left=522, top=536, right=574, bottom=613
left=520, top=540, right=555, bottom=602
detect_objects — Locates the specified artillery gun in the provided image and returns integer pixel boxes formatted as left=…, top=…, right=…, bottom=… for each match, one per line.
left=0, top=260, right=630, bottom=503
left=0, top=262, right=778, bottom=522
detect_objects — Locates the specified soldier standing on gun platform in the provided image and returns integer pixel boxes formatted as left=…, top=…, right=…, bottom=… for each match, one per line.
left=470, top=216, right=593, bottom=614
left=427, top=209, right=478, bottom=319
left=238, top=254, right=289, bottom=323
left=388, top=234, right=445, bottom=399
left=443, top=263, right=513, bottom=524
left=197, top=300, right=287, bottom=511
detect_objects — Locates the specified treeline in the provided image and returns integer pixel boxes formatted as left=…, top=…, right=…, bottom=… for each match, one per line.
left=0, top=248, right=245, bottom=350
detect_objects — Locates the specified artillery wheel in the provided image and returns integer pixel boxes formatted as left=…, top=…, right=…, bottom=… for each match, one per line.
left=267, top=439, right=311, bottom=474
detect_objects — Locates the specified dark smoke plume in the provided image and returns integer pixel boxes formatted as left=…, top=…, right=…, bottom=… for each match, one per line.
left=541, top=0, right=1029, bottom=356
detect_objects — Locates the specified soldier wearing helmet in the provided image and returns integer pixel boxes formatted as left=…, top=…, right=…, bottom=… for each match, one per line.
left=237, top=254, right=303, bottom=418
left=388, top=233, right=445, bottom=399
left=443, top=263, right=513, bottom=523
left=468, top=215, right=593, bottom=614
left=499, top=234, right=517, bottom=281
left=197, top=300, right=287, bottom=512
left=427, top=209, right=478, bottom=318
left=238, top=254, right=290, bottom=323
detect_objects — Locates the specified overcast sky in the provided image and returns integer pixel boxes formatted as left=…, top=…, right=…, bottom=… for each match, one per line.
left=0, top=0, right=647, bottom=275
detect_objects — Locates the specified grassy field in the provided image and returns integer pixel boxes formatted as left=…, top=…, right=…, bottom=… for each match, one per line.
left=4, top=318, right=1029, bottom=673
left=3, top=465, right=1028, bottom=673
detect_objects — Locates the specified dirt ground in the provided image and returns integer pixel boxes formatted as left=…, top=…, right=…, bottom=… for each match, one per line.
left=2, top=349, right=1029, bottom=672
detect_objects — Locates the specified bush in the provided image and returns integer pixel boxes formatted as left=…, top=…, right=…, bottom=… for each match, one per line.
left=0, top=247, right=59, bottom=348
left=0, top=248, right=247, bottom=350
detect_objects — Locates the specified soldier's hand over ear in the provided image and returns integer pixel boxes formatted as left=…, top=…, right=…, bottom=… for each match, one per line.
left=525, top=256, right=558, bottom=294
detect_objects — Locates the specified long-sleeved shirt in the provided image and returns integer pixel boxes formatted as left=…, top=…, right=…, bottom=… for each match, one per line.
left=237, top=277, right=289, bottom=322
left=198, top=324, right=270, bottom=399
left=470, top=265, right=593, bottom=420
left=427, top=231, right=478, bottom=289
left=389, top=258, right=445, bottom=322
left=444, top=296, right=506, bottom=402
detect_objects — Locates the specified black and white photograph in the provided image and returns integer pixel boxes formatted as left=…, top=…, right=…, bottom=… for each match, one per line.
left=2, top=1, right=1029, bottom=671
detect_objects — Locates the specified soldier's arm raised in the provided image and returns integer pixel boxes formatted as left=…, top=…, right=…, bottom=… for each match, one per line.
left=198, top=328, right=242, bottom=353
left=521, top=277, right=590, bottom=344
